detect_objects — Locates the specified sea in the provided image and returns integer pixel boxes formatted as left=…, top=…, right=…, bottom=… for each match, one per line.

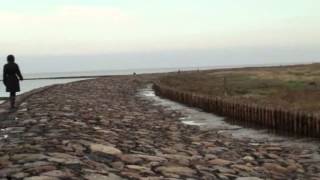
left=0, top=62, right=301, bottom=98
left=0, top=67, right=201, bottom=98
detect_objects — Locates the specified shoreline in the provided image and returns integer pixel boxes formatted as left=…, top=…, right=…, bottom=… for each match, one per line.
left=1, top=62, right=316, bottom=81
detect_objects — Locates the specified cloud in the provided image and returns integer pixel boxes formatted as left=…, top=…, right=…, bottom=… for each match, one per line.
left=48, top=5, right=133, bottom=29
left=0, top=5, right=135, bottom=54
left=0, top=5, right=131, bottom=23
left=59, top=6, right=130, bottom=22
left=0, top=4, right=319, bottom=56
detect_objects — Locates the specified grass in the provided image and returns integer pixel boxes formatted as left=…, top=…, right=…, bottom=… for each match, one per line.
left=159, top=63, right=320, bottom=113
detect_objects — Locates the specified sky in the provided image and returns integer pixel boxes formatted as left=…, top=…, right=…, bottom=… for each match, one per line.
left=0, top=0, right=319, bottom=73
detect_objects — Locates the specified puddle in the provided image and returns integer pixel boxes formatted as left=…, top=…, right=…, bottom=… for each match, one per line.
left=137, top=84, right=320, bottom=160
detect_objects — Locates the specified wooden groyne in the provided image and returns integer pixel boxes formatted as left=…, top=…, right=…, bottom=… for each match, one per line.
left=153, top=83, right=320, bottom=138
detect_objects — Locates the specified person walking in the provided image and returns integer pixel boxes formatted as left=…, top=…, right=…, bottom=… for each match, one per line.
left=3, top=55, right=23, bottom=109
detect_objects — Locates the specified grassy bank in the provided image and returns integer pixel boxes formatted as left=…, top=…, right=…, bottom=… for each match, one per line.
left=159, top=63, right=320, bottom=114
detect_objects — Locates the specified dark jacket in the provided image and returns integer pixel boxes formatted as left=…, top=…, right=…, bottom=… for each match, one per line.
left=3, top=62, right=23, bottom=92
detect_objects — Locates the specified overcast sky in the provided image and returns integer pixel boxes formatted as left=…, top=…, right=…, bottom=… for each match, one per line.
left=0, top=0, right=319, bottom=73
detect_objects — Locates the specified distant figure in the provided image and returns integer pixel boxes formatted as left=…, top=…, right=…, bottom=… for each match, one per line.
left=3, top=55, right=23, bottom=109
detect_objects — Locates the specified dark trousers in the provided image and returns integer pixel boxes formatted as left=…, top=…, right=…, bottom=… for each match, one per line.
left=10, top=92, right=16, bottom=97
left=10, top=92, right=16, bottom=108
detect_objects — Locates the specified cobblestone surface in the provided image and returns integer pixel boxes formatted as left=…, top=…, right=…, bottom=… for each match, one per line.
left=0, top=76, right=319, bottom=180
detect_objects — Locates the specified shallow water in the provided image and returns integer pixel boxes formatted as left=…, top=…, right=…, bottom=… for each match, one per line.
left=138, top=84, right=320, bottom=160
left=0, top=78, right=90, bottom=98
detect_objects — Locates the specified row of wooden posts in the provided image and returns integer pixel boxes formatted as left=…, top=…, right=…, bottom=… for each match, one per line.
left=153, top=83, right=320, bottom=138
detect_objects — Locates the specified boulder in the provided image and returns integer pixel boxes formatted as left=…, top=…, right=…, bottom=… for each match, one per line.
left=120, top=154, right=143, bottom=164
left=155, top=166, right=196, bottom=177
left=90, top=144, right=122, bottom=157
left=263, top=163, right=288, bottom=174
left=236, top=177, right=263, bottom=180
left=47, top=153, right=82, bottom=165
left=24, top=176, right=60, bottom=180
left=84, top=173, right=123, bottom=180
left=208, top=159, right=233, bottom=166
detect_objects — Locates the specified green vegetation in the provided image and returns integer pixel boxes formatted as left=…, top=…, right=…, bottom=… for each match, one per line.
left=159, top=63, right=320, bottom=113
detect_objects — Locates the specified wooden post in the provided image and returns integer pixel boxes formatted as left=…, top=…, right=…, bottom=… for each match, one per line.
left=223, top=77, right=228, bottom=96
left=153, top=83, right=320, bottom=138
left=316, top=115, right=320, bottom=137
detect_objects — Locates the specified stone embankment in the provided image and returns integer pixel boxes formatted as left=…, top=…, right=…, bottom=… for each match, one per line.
left=0, top=76, right=319, bottom=180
